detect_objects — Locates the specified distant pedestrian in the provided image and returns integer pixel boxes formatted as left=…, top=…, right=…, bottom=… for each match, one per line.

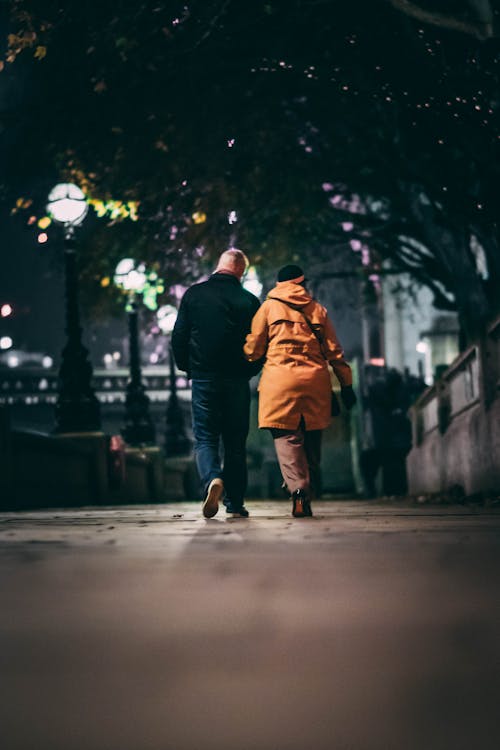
left=361, top=368, right=416, bottom=497
left=244, top=264, right=356, bottom=518
left=172, top=249, right=262, bottom=518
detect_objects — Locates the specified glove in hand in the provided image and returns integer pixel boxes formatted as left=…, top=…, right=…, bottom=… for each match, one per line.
left=341, top=385, right=357, bottom=410
left=331, top=391, right=341, bottom=417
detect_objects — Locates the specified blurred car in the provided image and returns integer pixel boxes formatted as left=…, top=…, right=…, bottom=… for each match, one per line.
left=0, top=349, right=54, bottom=369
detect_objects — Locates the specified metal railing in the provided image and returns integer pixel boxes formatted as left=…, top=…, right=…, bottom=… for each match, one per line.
left=0, top=366, right=191, bottom=406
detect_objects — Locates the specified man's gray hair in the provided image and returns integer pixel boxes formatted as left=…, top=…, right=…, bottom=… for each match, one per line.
left=216, top=248, right=249, bottom=278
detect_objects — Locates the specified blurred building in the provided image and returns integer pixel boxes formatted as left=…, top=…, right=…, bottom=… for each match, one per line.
left=382, top=274, right=459, bottom=384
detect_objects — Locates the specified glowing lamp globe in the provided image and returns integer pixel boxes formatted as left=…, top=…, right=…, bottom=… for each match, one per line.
left=124, top=269, right=148, bottom=292
left=0, top=336, right=13, bottom=350
left=157, top=305, right=178, bottom=334
left=114, top=258, right=135, bottom=279
left=114, top=259, right=147, bottom=293
left=47, top=183, right=88, bottom=226
left=243, top=266, right=263, bottom=298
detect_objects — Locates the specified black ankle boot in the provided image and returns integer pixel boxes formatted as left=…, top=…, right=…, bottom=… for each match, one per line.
left=303, top=497, right=313, bottom=517
left=292, top=489, right=307, bottom=518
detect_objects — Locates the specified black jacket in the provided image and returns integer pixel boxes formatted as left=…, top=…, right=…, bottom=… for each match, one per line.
left=172, top=273, right=262, bottom=379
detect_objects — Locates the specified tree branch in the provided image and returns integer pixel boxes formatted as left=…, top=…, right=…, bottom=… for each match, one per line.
left=191, top=0, right=232, bottom=50
left=385, top=254, right=458, bottom=311
left=386, top=0, right=495, bottom=39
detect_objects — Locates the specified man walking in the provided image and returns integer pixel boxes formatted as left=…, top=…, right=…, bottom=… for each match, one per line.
left=172, top=249, right=261, bottom=518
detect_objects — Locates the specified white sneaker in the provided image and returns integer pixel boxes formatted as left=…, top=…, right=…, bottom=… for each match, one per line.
left=202, top=477, right=224, bottom=518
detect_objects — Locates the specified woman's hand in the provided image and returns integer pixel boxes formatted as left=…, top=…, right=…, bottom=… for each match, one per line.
left=341, top=385, right=357, bottom=410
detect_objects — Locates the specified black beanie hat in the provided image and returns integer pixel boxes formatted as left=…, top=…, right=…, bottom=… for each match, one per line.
left=277, top=264, right=305, bottom=283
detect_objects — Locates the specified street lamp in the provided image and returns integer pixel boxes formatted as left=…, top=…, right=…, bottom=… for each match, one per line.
left=114, top=259, right=156, bottom=446
left=243, top=265, right=263, bottom=298
left=157, top=305, right=190, bottom=456
left=47, top=183, right=101, bottom=433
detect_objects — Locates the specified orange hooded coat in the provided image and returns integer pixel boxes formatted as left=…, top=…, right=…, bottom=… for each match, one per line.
left=244, top=281, right=352, bottom=431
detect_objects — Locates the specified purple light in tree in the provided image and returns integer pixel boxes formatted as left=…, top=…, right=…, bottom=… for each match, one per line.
left=170, top=284, right=188, bottom=302
left=369, top=274, right=381, bottom=292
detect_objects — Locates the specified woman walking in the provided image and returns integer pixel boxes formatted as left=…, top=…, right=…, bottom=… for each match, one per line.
left=244, top=265, right=356, bottom=517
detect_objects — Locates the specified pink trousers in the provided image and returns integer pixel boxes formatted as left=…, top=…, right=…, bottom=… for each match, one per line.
left=271, top=426, right=322, bottom=497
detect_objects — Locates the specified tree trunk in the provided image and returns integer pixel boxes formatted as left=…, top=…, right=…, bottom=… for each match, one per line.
left=409, top=193, right=491, bottom=346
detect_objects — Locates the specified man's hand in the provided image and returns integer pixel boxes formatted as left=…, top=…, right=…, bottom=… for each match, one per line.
left=341, top=385, right=357, bottom=410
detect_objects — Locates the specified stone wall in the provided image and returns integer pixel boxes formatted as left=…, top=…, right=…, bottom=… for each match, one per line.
left=407, top=315, right=500, bottom=496
left=1, top=429, right=165, bottom=510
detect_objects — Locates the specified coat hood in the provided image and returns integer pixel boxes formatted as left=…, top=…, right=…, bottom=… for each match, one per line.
left=267, top=280, right=312, bottom=308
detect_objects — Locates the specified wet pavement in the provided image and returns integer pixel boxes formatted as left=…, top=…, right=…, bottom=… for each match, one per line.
left=1, top=500, right=500, bottom=750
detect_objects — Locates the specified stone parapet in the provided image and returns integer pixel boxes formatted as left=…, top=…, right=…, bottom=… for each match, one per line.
left=407, top=315, right=500, bottom=496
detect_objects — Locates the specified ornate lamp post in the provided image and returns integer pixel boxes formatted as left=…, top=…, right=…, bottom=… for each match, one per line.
left=47, top=183, right=101, bottom=433
left=157, top=305, right=190, bottom=456
left=114, top=259, right=156, bottom=446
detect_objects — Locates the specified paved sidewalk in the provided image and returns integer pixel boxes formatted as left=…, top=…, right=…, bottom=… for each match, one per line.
left=1, top=500, right=500, bottom=750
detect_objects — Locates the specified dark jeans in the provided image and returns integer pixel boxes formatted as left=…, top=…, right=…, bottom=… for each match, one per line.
left=191, top=378, right=250, bottom=507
